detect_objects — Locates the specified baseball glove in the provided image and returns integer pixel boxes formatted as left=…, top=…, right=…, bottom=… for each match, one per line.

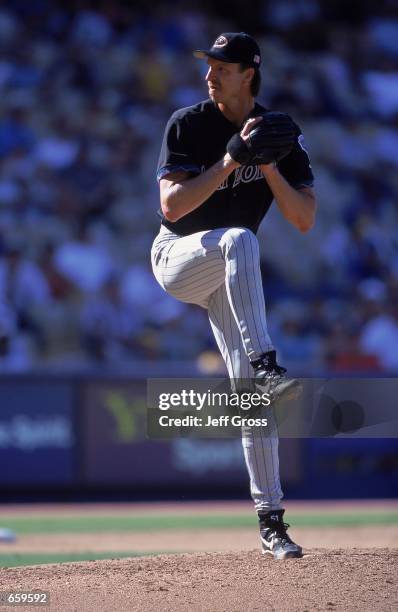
left=227, top=112, right=298, bottom=165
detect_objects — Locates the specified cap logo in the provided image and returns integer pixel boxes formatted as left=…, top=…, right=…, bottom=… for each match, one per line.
left=214, top=36, right=228, bottom=48
left=254, top=54, right=260, bottom=64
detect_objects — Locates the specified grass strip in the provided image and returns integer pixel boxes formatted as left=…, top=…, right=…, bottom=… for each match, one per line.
left=0, top=551, right=170, bottom=568
left=0, top=511, right=397, bottom=534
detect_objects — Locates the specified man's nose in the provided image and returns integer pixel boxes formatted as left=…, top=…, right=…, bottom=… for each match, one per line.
left=205, top=67, right=213, bottom=81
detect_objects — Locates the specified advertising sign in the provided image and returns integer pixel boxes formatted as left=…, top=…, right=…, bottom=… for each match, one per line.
left=0, top=380, right=75, bottom=485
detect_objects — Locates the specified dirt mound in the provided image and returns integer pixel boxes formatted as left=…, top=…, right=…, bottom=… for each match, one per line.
left=1, top=549, right=397, bottom=612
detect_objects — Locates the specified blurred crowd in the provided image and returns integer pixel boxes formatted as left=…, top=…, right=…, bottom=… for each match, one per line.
left=0, top=0, right=397, bottom=374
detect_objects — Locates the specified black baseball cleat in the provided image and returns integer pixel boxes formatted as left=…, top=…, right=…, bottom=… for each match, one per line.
left=251, top=350, right=302, bottom=402
left=259, top=509, right=303, bottom=560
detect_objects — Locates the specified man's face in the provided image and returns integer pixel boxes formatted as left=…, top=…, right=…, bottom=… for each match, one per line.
left=205, top=58, right=251, bottom=103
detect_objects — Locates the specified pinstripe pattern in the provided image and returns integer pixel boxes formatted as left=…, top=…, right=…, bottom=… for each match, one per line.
left=151, top=224, right=283, bottom=511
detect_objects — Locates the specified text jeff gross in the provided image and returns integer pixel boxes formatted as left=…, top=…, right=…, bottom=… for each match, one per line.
left=158, top=415, right=268, bottom=427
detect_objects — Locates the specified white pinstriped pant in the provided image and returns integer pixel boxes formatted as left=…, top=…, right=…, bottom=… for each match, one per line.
left=151, top=224, right=283, bottom=511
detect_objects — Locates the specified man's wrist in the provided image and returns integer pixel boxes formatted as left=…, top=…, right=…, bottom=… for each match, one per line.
left=260, top=162, right=278, bottom=176
left=223, top=153, right=240, bottom=170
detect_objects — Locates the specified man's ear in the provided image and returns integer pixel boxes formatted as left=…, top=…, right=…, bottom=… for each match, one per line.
left=244, top=67, right=255, bottom=87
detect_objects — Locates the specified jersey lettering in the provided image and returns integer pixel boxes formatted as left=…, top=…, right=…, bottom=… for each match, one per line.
left=232, top=164, right=264, bottom=188
left=199, top=166, right=264, bottom=191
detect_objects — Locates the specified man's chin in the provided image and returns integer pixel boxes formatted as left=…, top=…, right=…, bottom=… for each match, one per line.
left=209, top=90, right=221, bottom=103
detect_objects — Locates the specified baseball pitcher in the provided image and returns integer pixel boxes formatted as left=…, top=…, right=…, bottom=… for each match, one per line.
left=151, top=32, right=317, bottom=559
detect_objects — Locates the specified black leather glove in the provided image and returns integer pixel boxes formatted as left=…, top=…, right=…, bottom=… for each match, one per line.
left=227, top=112, right=298, bottom=165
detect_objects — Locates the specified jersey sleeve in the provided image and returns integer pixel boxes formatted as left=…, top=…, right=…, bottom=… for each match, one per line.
left=156, top=112, right=201, bottom=181
left=277, top=125, right=314, bottom=189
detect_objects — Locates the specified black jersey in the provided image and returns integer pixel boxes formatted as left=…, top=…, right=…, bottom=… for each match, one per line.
left=157, top=99, right=314, bottom=236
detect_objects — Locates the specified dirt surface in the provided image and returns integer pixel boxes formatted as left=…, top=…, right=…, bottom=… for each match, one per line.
left=1, top=525, right=398, bottom=554
left=1, top=499, right=397, bottom=516
left=1, top=549, right=397, bottom=612
left=0, top=501, right=397, bottom=611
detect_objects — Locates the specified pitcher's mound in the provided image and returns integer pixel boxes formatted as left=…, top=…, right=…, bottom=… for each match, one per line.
left=2, top=549, right=397, bottom=611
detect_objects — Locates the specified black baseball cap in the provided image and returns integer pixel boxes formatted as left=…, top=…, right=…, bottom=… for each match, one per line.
left=194, top=32, right=261, bottom=68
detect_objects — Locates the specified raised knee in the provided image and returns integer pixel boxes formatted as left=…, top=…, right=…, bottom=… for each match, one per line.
left=224, top=227, right=255, bottom=242
left=220, top=227, right=259, bottom=256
